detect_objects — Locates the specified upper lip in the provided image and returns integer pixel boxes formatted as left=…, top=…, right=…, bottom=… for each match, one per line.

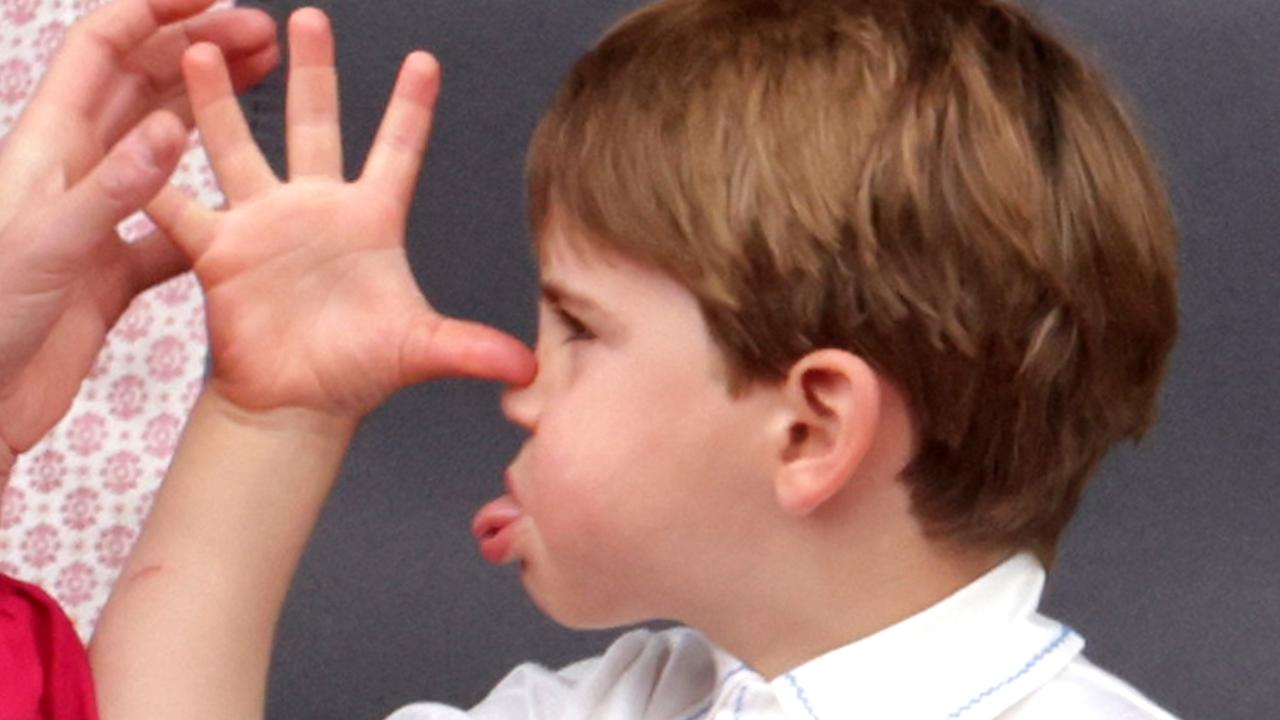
left=504, top=470, right=520, bottom=502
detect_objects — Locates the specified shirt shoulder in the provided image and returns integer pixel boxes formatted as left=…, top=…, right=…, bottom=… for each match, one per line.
left=0, top=574, right=99, bottom=720
left=1001, top=655, right=1180, bottom=720
left=385, top=627, right=720, bottom=720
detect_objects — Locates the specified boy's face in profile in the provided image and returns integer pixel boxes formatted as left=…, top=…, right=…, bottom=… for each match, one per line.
left=492, top=208, right=783, bottom=630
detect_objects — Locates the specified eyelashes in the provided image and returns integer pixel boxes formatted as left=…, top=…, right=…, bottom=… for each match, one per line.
left=553, top=306, right=595, bottom=342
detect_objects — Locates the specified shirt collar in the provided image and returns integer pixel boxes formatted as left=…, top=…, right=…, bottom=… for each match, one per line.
left=762, top=552, right=1083, bottom=720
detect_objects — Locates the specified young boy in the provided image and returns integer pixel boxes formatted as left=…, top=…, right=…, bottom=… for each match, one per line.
left=90, top=0, right=1180, bottom=718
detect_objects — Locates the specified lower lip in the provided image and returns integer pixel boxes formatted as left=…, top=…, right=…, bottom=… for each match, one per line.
left=479, top=520, right=519, bottom=565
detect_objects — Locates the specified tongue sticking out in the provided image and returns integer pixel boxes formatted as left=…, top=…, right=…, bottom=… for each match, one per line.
left=472, top=495, right=523, bottom=566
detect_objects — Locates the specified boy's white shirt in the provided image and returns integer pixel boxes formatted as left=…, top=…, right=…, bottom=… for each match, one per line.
left=387, top=553, right=1178, bottom=719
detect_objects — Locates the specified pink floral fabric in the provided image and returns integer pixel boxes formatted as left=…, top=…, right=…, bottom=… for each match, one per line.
left=0, top=0, right=231, bottom=641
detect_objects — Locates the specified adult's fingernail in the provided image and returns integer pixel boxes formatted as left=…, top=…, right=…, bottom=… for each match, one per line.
left=100, top=115, right=182, bottom=204
left=99, top=132, right=158, bottom=204
left=141, top=112, right=185, bottom=165
left=126, top=126, right=160, bottom=172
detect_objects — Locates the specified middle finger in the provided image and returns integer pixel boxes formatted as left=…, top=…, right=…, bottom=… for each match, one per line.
left=286, top=8, right=343, bottom=179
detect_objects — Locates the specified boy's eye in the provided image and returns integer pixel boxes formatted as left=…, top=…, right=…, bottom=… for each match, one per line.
left=554, top=307, right=594, bottom=342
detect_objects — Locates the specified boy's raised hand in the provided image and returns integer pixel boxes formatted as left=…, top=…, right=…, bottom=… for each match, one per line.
left=92, top=15, right=532, bottom=714
left=148, top=9, right=535, bottom=418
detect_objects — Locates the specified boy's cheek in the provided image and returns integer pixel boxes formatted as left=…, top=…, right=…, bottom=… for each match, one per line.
left=523, top=426, right=631, bottom=538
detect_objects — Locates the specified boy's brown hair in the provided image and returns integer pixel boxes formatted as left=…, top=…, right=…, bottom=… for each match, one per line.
left=525, top=0, right=1178, bottom=564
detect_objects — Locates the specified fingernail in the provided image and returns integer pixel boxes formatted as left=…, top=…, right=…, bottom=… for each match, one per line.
left=123, top=126, right=161, bottom=173
left=99, top=127, right=163, bottom=204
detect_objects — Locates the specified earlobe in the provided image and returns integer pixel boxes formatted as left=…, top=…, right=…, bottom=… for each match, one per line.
left=774, top=350, right=881, bottom=516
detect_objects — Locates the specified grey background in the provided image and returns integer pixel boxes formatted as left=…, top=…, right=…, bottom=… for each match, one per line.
left=236, top=1, right=1279, bottom=717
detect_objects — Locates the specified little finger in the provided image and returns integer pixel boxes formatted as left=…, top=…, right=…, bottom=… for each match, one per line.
left=359, top=52, right=440, bottom=210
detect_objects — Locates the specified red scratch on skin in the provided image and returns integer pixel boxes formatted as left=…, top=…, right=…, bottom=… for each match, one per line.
left=124, top=564, right=164, bottom=584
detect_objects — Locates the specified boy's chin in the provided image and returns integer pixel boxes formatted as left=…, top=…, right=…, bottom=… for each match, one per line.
left=521, top=569, right=655, bottom=631
left=530, top=592, right=645, bottom=632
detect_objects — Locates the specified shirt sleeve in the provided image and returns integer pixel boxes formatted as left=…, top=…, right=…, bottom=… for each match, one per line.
left=384, top=628, right=719, bottom=720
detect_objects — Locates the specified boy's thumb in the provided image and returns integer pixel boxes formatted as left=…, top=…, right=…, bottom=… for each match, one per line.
left=41, top=111, right=187, bottom=264
left=403, top=316, right=537, bottom=387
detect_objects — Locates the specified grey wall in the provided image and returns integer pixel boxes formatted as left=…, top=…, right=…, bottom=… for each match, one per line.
left=238, top=1, right=1280, bottom=717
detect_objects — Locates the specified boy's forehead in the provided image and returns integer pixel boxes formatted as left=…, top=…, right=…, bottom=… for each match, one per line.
left=536, top=242, right=618, bottom=306
left=533, top=202, right=698, bottom=313
left=537, top=228, right=691, bottom=314
left=536, top=211, right=624, bottom=280
left=533, top=216, right=612, bottom=303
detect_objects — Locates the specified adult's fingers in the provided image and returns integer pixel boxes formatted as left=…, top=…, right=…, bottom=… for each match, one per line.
left=154, top=43, right=282, bottom=130
left=76, top=0, right=219, bottom=57
left=183, top=43, right=278, bottom=203
left=91, top=8, right=280, bottom=144
left=286, top=8, right=343, bottom=179
left=227, top=41, right=283, bottom=95
left=20, top=111, right=187, bottom=279
left=124, top=7, right=278, bottom=95
left=360, top=52, right=440, bottom=209
left=38, top=0, right=221, bottom=115
left=402, top=315, right=537, bottom=387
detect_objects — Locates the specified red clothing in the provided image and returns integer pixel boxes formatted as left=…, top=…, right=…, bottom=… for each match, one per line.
left=0, top=574, right=98, bottom=720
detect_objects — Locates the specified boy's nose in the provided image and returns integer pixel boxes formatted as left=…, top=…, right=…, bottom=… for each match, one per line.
left=501, top=377, right=541, bottom=431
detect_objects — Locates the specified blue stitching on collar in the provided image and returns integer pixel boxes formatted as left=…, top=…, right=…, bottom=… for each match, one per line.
left=733, top=685, right=749, bottom=718
left=680, top=703, right=712, bottom=720
left=945, top=624, right=1075, bottom=719
left=722, top=663, right=750, bottom=683
left=784, top=672, right=822, bottom=720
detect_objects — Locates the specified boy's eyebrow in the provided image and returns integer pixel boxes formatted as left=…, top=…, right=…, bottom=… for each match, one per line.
left=539, top=280, right=607, bottom=315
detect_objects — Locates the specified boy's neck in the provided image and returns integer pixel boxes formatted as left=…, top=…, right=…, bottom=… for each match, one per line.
left=692, top=501, right=1009, bottom=679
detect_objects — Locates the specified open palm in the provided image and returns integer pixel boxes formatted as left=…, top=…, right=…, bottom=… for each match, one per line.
left=148, top=10, right=534, bottom=417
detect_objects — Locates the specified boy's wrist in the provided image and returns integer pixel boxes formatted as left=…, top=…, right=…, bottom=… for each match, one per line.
left=200, top=384, right=362, bottom=443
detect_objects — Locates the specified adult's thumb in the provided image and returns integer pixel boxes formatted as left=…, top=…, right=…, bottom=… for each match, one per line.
left=39, top=111, right=187, bottom=266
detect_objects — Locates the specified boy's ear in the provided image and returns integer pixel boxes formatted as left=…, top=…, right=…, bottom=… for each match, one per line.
left=774, top=349, right=881, bottom=516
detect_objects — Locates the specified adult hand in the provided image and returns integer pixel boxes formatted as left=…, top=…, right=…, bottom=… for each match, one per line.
left=146, top=9, right=535, bottom=420
left=0, top=0, right=279, bottom=481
